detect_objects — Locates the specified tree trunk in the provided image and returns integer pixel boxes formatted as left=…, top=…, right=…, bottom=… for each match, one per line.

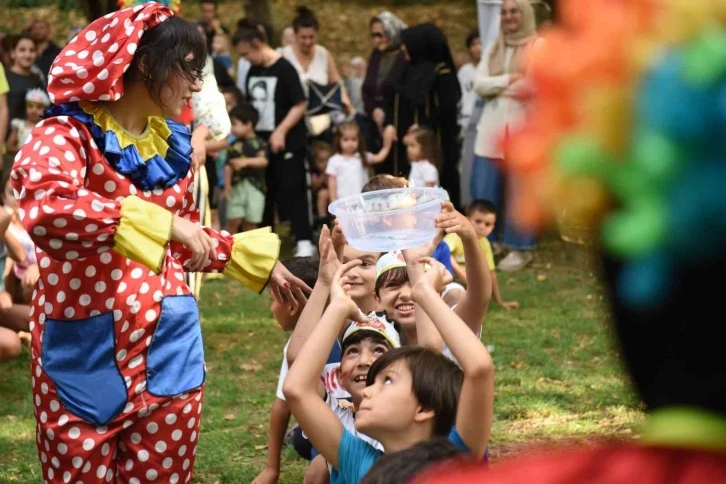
left=242, top=0, right=272, bottom=24
left=76, top=0, right=118, bottom=22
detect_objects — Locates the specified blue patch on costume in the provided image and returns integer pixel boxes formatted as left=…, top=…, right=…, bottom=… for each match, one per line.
left=42, top=312, right=127, bottom=426
left=147, top=295, right=205, bottom=396
left=44, top=102, right=192, bottom=191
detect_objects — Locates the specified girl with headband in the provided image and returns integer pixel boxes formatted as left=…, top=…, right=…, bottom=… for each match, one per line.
left=10, top=3, right=309, bottom=482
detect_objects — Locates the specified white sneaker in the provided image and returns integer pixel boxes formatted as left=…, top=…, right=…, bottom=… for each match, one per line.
left=294, top=240, right=315, bottom=257
left=497, top=250, right=533, bottom=272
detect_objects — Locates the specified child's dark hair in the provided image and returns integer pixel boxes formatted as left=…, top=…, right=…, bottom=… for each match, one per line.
left=467, top=199, right=496, bottom=217
left=229, top=103, right=259, bottom=127
left=124, top=17, right=206, bottom=109
left=374, top=265, right=408, bottom=297
left=410, top=127, right=441, bottom=169
left=234, top=18, right=268, bottom=45
left=465, top=29, right=480, bottom=49
left=334, top=120, right=368, bottom=165
left=367, top=346, right=463, bottom=437
left=341, top=313, right=409, bottom=354
left=360, top=437, right=471, bottom=484
left=280, top=256, right=319, bottom=291
left=11, top=33, right=37, bottom=51
left=292, top=6, right=319, bottom=31
left=312, top=140, right=333, bottom=160
left=362, top=174, right=409, bottom=193
left=221, top=86, right=244, bottom=107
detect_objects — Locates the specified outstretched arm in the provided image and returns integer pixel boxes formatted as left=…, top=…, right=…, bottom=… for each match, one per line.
left=412, top=261, right=494, bottom=459
left=287, top=226, right=340, bottom=365
left=436, top=202, right=491, bottom=333
left=284, top=261, right=367, bottom=469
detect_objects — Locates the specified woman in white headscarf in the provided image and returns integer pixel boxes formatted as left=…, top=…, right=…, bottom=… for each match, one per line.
left=472, top=0, right=544, bottom=272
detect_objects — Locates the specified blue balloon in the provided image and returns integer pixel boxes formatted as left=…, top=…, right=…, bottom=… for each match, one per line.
left=637, top=50, right=722, bottom=142
left=617, top=252, right=673, bottom=312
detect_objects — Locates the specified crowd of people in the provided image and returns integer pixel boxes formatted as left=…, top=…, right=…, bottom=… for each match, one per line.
left=0, top=0, right=546, bottom=482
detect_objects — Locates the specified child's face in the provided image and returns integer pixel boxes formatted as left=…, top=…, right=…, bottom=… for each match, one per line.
left=4, top=180, right=16, bottom=209
left=339, top=337, right=389, bottom=403
left=12, top=39, right=37, bottom=70
left=340, top=128, right=360, bottom=156
left=406, top=139, right=422, bottom=163
left=212, top=34, right=227, bottom=54
left=376, top=279, right=415, bottom=331
left=269, top=290, right=297, bottom=332
left=315, top=150, right=331, bottom=171
left=469, top=211, right=496, bottom=239
left=357, top=360, right=421, bottom=438
left=352, top=62, right=366, bottom=78
left=26, top=101, right=44, bottom=122
left=223, top=92, right=237, bottom=113
left=339, top=62, right=351, bottom=79
left=468, top=38, right=482, bottom=64
left=231, top=119, right=252, bottom=139
left=342, top=246, right=379, bottom=303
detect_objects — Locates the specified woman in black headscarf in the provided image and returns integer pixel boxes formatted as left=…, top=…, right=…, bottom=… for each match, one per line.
left=385, top=24, right=462, bottom=207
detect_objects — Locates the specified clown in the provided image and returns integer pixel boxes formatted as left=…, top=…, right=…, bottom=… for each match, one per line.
left=10, top=3, right=309, bottom=482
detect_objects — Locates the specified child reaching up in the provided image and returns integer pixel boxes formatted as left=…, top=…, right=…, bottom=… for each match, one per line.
left=283, top=257, right=494, bottom=483
left=404, top=126, right=440, bottom=188
left=444, top=200, right=519, bottom=310
left=327, top=121, right=397, bottom=202
left=253, top=256, right=327, bottom=484
left=223, top=104, right=268, bottom=233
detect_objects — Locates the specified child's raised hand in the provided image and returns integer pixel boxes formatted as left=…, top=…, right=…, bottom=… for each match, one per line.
left=330, top=260, right=367, bottom=323
left=331, top=219, right=346, bottom=262
left=318, top=225, right=342, bottom=287
left=500, top=300, right=520, bottom=311
left=414, top=257, right=453, bottom=294
left=436, top=201, right=476, bottom=241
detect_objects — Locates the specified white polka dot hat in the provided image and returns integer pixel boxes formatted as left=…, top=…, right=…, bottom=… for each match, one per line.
left=46, top=2, right=173, bottom=105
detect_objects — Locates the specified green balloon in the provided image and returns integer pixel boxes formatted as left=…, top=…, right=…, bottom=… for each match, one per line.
left=630, top=130, right=681, bottom=187
left=602, top=200, right=666, bottom=256
left=555, top=135, right=614, bottom=180
left=683, top=28, right=726, bottom=86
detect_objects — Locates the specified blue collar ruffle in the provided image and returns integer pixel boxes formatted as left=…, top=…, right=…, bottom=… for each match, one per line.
left=44, top=102, right=192, bottom=191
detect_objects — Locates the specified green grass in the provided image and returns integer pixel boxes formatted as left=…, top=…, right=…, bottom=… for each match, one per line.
left=0, top=235, right=644, bottom=482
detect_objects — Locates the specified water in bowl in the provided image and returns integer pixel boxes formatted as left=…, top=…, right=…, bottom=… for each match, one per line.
left=346, top=228, right=436, bottom=252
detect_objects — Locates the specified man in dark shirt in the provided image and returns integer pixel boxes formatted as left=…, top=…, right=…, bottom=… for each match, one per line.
left=198, top=0, right=228, bottom=55
left=26, top=20, right=61, bottom=78
left=234, top=19, right=314, bottom=257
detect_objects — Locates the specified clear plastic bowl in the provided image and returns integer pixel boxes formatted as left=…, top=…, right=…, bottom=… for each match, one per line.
left=329, top=187, right=449, bottom=252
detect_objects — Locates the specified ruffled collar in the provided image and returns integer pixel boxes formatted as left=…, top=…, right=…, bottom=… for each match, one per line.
left=43, top=101, right=192, bottom=190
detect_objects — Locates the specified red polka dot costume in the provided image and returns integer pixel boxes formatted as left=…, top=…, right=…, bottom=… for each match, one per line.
left=11, top=3, right=280, bottom=483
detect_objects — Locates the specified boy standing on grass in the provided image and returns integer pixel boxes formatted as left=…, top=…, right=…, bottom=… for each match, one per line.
left=284, top=258, right=494, bottom=483
left=445, top=200, right=520, bottom=310
left=223, top=104, right=268, bottom=234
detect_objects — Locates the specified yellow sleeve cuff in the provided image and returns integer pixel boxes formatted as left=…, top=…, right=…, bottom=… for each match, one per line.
left=222, top=227, right=281, bottom=293
left=114, top=196, right=172, bottom=274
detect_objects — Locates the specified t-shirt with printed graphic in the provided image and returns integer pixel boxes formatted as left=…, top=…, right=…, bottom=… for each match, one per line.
left=245, top=57, right=307, bottom=152
left=276, top=337, right=349, bottom=402
left=226, top=136, right=267, bottom=192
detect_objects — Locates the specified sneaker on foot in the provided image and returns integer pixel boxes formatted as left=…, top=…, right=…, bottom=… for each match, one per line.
left=497, top=250, right=533, bottom=272
left=295, top=240, right=315, bottom=257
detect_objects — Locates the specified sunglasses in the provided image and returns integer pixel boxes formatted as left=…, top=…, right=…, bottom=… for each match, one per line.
left=501, top=8, right=520, bottom=15
left=370, top=32, right=384, bottom=39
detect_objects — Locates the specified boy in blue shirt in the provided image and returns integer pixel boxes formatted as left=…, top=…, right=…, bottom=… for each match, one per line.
left=284, top=255, right=494, bottom=483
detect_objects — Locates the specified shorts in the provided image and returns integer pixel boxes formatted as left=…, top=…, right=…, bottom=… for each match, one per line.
left=226, top=178, right=265, bottom=223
